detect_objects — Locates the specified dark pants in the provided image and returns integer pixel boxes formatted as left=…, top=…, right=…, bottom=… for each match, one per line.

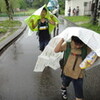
left=39, top=39, right=50, bottom=51
left=61, top=74, right=83, bottom=98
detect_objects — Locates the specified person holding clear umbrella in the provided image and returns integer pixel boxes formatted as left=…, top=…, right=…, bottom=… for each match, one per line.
left=47, top=0, right=59, bottom=37
left=54, top=36, right=91, bottom=100
left=47, top=0, right=59, bottom=17
left=34, top=26, right=100, bottom=99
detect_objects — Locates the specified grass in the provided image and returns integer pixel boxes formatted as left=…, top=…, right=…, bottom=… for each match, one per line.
left=65, top=16, right=90, bottom=22
left=0, top=28, right=7, bottom=33
left=0, top=20, right=21, bottom=34
left=80, top=23, right=100, bottom=33
left=64, top=16, right=100, bottom=33
left=0, top=28, right=19, bottom=42
left=0, top=20, right=21, bottom=27
left=0, top=20, right=22, bottom=42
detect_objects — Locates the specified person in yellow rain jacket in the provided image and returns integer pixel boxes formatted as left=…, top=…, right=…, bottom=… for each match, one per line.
left=31, top=7, right=55, bottom=51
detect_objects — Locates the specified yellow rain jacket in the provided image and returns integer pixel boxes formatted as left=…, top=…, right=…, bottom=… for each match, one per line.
left=25, top=4, right=59, bottom=34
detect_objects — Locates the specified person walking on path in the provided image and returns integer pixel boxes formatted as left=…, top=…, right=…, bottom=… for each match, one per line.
left=73, top=8, right=76, bottom=16
left=54, top=36, right=91, bottom=100
left=31, top=8, right=55, bottom=51
left=68, top=7, right=71, bottom=16
left=76, top=6, right=79, bottom=16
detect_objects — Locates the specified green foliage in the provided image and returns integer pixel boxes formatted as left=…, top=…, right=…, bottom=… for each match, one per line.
left=18, top=0, right=27, bottom=9
left=9, top=0, right=27, bottom=9
left=0, top=28, right=7, bottom=34
left=0, top=0, right=6, bottom=12
left=32, top=0, right=48, bottom=8
left=0, top=0, right=65, bottom=14
left=0, top=0, right=28, bottom=13
left=10, top=0, right=19, bottom=9
left=58, top=0, right=65, bottom=14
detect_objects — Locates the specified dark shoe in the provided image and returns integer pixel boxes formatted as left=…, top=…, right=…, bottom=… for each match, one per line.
left=39, top=48, right=44, bottom=51
left=62, top=94, right=68, bottom=100
left=61, top=87, right=68, bottom=100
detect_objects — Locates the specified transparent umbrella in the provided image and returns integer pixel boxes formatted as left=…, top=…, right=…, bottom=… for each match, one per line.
left=34, top=27, right=100, bottom=72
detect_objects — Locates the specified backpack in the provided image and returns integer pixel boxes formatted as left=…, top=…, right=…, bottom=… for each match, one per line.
left=59, top=42, right=87, bottom=69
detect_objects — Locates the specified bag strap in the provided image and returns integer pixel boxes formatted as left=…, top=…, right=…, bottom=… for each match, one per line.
left=81, top=45, right=87, bottom=60
left=37, top=19, right=40, bottom=30
left=45, top=18, right=49, bottom=25
left=63, top=42, right=71, bottom=65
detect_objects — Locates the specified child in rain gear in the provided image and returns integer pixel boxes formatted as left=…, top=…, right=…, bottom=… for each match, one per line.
left=31, top=7, right=55, bottom=51
left=54, top=36, right=91, bottom=100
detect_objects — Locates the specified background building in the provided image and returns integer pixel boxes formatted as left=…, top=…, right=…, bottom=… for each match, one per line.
left=65, top=0, right=92, bottom=16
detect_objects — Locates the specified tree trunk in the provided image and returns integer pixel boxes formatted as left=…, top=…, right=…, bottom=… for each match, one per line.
left=93, top=0, right=99, bottom=25
left=4, top=0, right=13, bottom=20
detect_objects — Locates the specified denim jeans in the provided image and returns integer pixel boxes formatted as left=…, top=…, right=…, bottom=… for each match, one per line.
left=39, top=40, right=49, bottom=51
left=61, top=74, right=84, bottom=98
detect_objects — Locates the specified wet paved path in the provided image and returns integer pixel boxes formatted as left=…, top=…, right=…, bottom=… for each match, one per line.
left=0, top=16, right=100, bottom=100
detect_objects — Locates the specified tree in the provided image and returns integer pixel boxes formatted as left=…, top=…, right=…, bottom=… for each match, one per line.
left=18, top=0, right=27, bottom=9
left=58, top=0, right=65, bottom=14
left=4, top=0, right=13, bottom=20
left=91, top=0, right=99, bottom=25
left=25, top=0, right=34, bottom=7
left=0, top=0, right=28, bottom=20
left=92, top=0, right=99, bottom=25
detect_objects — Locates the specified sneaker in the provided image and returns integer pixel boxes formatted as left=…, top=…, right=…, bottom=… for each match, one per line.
left=61, top=87, right=68, bottom=100
left=62, top=94, right=68, bottom=100
left=61, top=88, right=66, bottom=95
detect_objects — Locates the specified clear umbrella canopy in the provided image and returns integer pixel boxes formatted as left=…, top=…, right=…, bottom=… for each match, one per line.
left=34, top=27, right=100, bottom=72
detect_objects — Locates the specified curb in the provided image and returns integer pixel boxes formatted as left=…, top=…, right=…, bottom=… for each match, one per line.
left=0, top=21, right=27, bottom=53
